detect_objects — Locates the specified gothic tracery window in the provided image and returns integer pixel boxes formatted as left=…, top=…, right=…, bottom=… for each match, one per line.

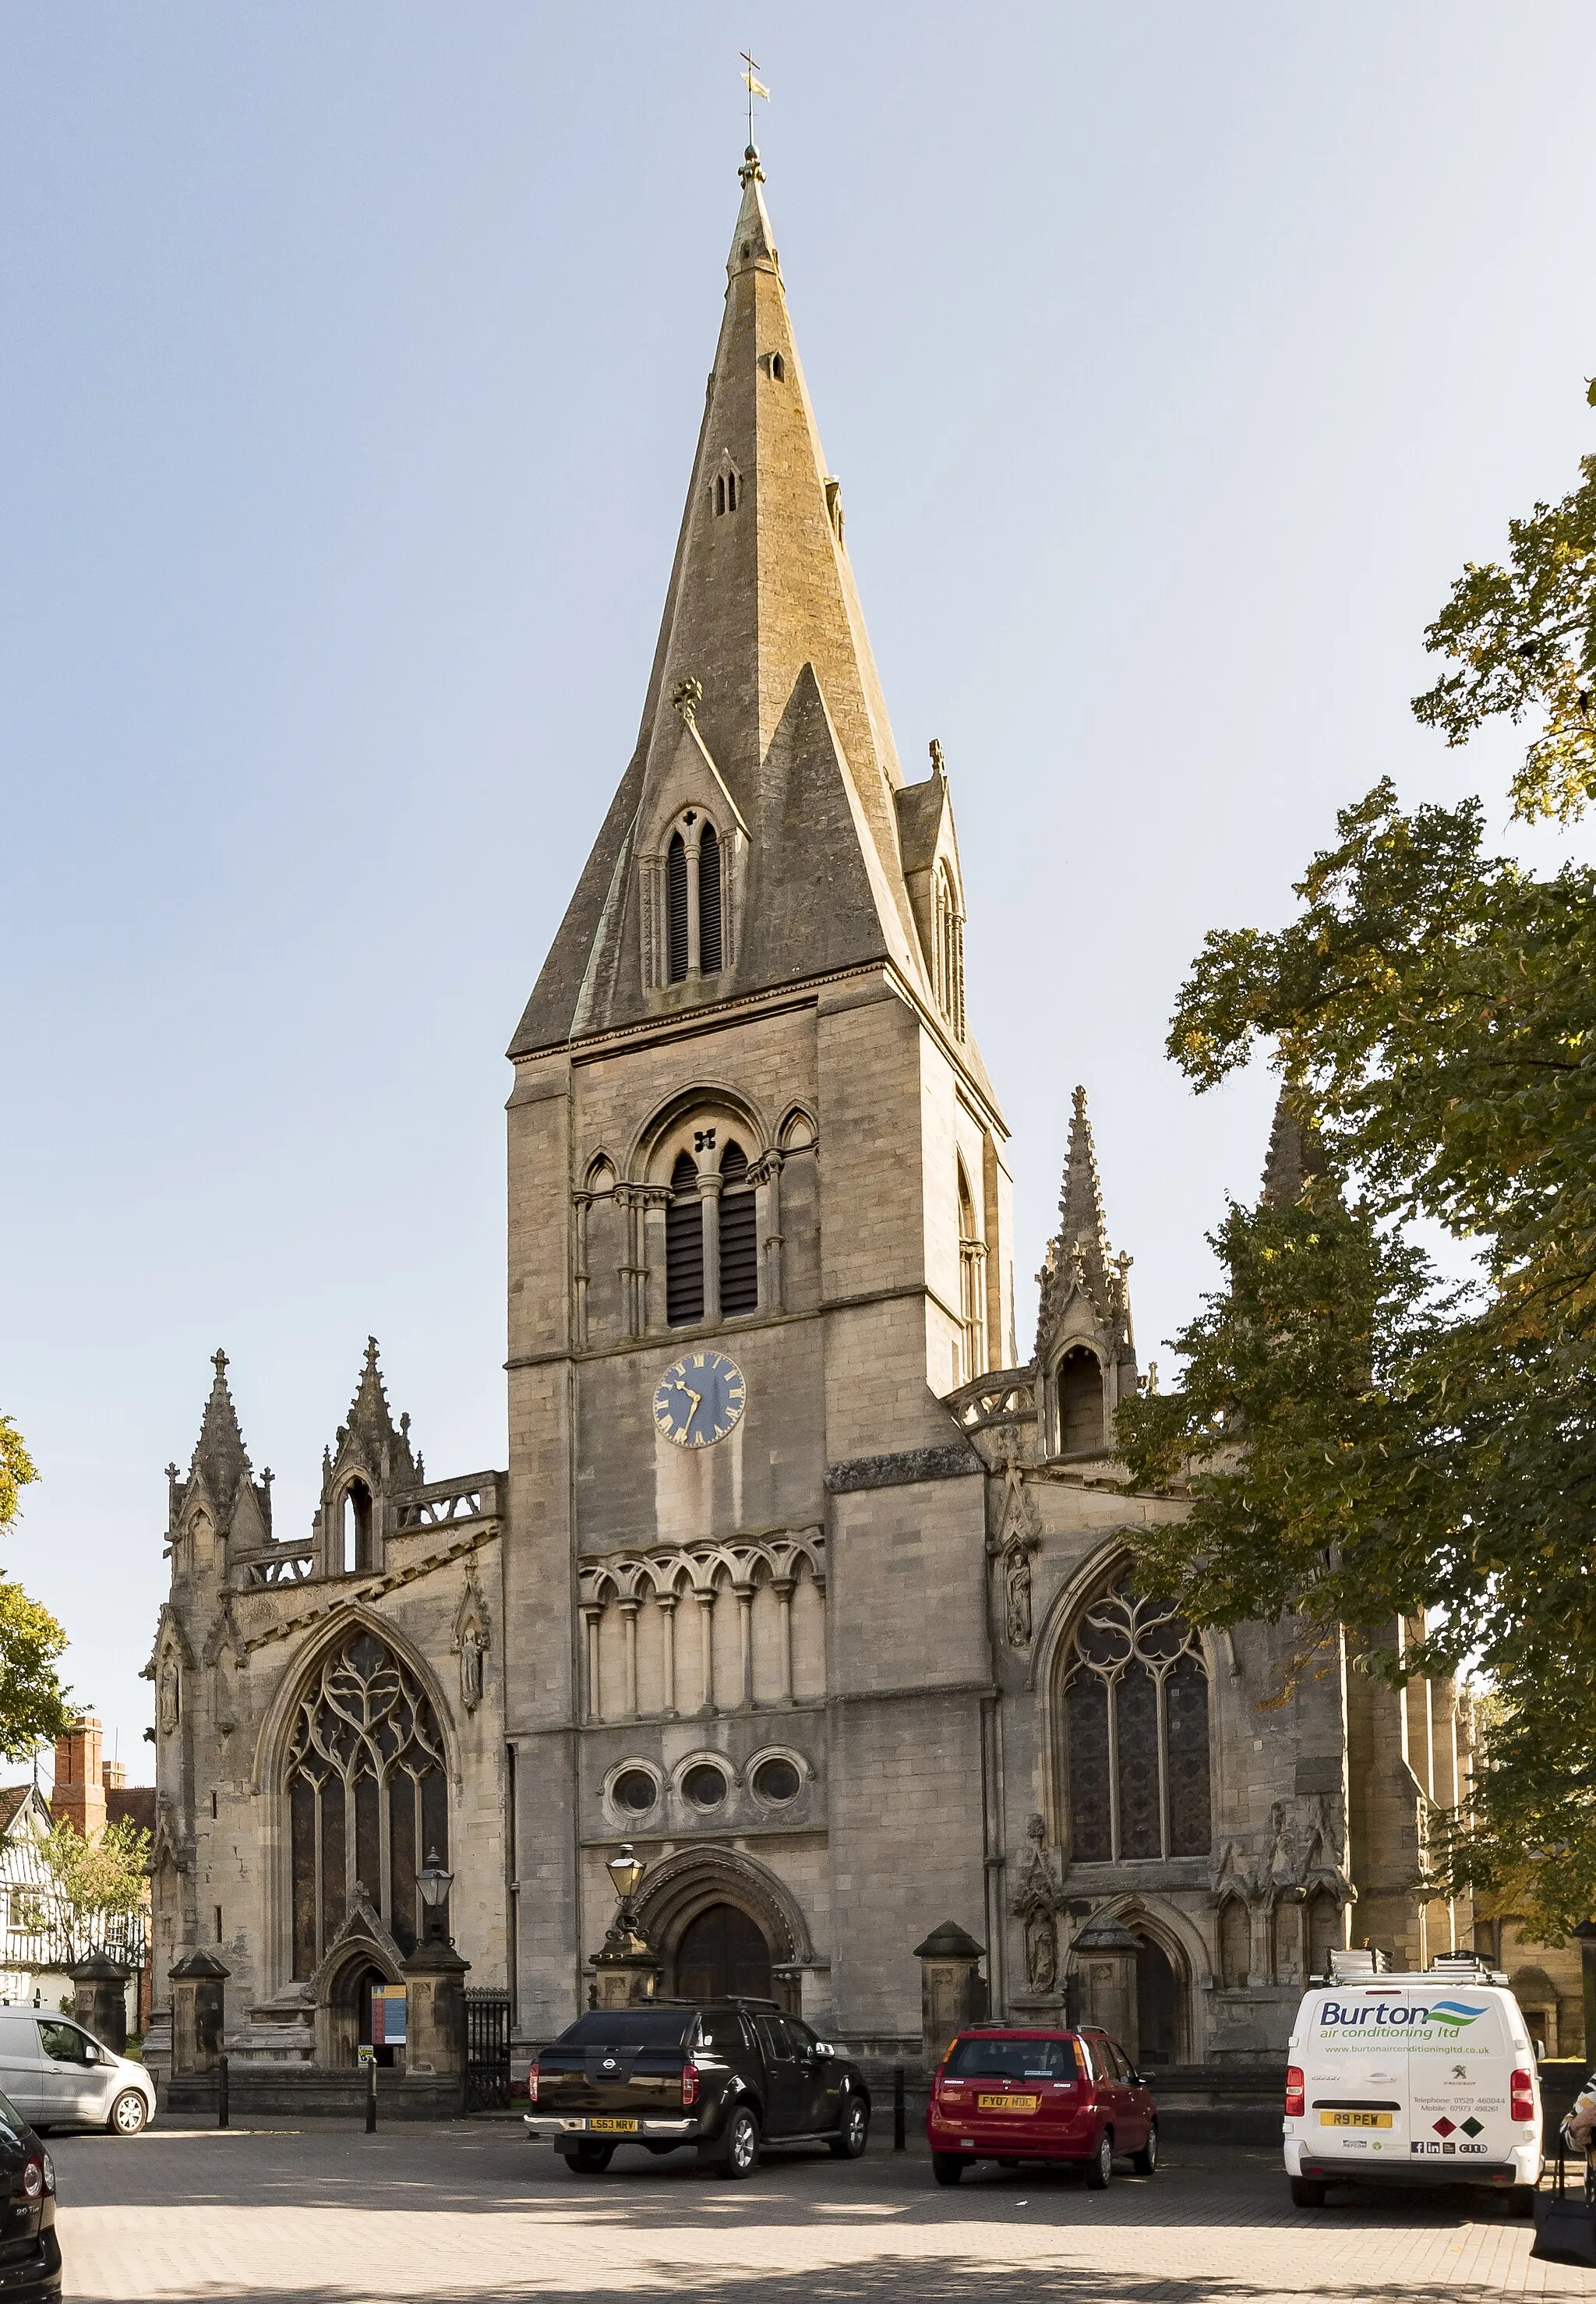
left=1061, top=1583, right=1210, bottom=1864
left=286, top=1629, right=448, bottom=1978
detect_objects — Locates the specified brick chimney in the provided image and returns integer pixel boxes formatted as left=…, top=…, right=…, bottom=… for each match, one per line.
left=101, top=1759, right=126, bottom=1794
left=52, top=1718, right=107, bottom=1840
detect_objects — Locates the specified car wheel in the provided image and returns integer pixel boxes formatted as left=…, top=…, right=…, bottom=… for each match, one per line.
left=107, top=2090, right=149, bottom=2138
left=1086, top=2128, right=1114, bottom=2189
left=1131, top=2121, right=1157, bottom=2176
left=828, top=2094, right=869, bottom=2160
left=1290, top=2176, right=1327, bottom=2207
left=1506, top=2183, right=1537, bottom=2217
left=722, top=2104, right=761, bottom=2179
left=931, top=2153, right=966, bottom=2186
left=563, top=2143, right=614, bottom=2175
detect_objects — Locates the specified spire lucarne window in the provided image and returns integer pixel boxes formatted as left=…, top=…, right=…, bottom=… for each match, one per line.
left=286, top=1628, right=447, bottom=1977
left=697, top=824, right=722, bottom=975
left=1061, top=1584, right=1210, bottom=1864
left=666, top=834, right=690, bottom=983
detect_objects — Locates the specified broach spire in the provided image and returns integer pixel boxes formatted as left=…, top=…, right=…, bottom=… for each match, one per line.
left=510, top=150, right=996, bottom=1106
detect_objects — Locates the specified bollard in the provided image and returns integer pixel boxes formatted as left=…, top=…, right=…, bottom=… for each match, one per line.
left=217, top=2054, right=229, bottom=2131
left=892, top=2064, right=906, bottom=2151
left=365, top=2055, right=377, bottom=2134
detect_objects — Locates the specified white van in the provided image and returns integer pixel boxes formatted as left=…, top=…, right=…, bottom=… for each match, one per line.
left=1283, top=1954, right=1541, bottom=2210
left=0, top=2010, right=155, bottom=2136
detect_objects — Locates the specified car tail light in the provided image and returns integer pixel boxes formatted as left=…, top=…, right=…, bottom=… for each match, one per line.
left=20, top=2161, right=42, bottom=2202
left=682, top=2062, right=700, bottom=2108
left=39, top=2154, right=53, bottom=2197
left=1284, top=2067, right=1305, bottom=2119
left=1511, top=2069, right=1535, bottom=2122
left=527, top=2062, right=539, bottom=2104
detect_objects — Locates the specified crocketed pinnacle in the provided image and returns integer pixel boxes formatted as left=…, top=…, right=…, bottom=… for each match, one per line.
left=186, top=1348, right=253, bottom=1507
left=1057, top=1085, right=1111, bottom=1292
left=1260, top=1087, right=1330, bottom=1207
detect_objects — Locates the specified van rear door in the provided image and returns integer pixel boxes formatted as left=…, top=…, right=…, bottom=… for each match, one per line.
left=1405, top=1990, right=1524, bottom=2172
left=1301, top=1990, right=1409, bottom=2170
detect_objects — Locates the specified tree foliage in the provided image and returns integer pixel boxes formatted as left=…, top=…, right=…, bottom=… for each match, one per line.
left=0, top=1419, right=37, bottom=1535
left=1119, top=389, right=1596, bottom=1935
left=37, top=1817, right=151, bottom=1967
left=1414, top=382, right=1596, bottom=824
left=0, top=1419, right=72, bottom=1760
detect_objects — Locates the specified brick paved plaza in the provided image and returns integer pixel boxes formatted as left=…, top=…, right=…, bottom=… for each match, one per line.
left=42, top=2122, right=1596, bottom=2304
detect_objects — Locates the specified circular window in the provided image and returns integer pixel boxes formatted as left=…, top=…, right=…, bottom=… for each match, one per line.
left=751, top=1756, right=801, bottom=1805
left=681, top=1763, right=729, bottom=1811
left=612, top=1769, right=658, bottom=1815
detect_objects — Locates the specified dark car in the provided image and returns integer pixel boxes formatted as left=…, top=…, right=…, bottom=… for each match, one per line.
left=0, top=2090, right=61, bottom=2299
left=926, top=2024, right=1157, bottom=2188
left=524, top=1999, right=871, bottom=2179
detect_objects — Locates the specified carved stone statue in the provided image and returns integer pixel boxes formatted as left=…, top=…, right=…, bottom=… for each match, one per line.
left=460, top=1624, right=487, bottom=1712
left=1005, top=1543, right=1033, bottom=1648
left=991, top=1436, right=1040, bottom=1649
left=1026, top=1912, right=1058, bottom=1993
left=158, top=1659, right=181, bottom=1737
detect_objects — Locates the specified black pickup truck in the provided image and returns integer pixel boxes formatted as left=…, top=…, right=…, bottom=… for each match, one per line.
left=524, top=1999, right=871, bottom=2179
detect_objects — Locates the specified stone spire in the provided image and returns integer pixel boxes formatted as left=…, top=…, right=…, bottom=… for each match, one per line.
left=511, top=150, right=990, bottom=1088
left=1260, top=1087, right=1329, bottom=1206
left=1035, top=1087, right=1136, bottom=1382
left=170, top=1347, right=273, bottom=1542
left=1055, top=1086, right=1110, bottom=1295
left=186, top=1348, right=253, bottom=1509
left=324, top=1338, right=418, bottom=1498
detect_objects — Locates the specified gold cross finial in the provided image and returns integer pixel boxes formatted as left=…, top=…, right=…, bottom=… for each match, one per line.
left=740, top=49, right=769, bottom=150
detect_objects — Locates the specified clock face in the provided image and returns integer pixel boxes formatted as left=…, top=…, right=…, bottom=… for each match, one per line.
left=653, top=1350, right=747, bottom=1450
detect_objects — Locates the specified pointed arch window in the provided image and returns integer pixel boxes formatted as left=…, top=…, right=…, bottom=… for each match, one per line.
left=1060, top=1583, right=1210, bottom=1864
left=1055, top=1345, right=1105, bottom=1454
left=933, top=864, right=965, bottom=1038
left=956, top=1161, right=987, bottom=1383
left=666, top=1151, right=704, bottom=1326
left=719, top=1140, right=757, bottom=1315
left=666, top=833, right=689, bottom=984
left=286, top=1628, right=447, bottom=1978
left=697, top=824, right=722, bottom=976
left=710, top=457, right=742, bottom=518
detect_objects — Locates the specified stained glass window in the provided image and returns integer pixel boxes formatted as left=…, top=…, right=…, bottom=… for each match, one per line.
left=286, top=1629, right=447, bottom=1978
left=1061, top=1583, right=1211, bottom=1864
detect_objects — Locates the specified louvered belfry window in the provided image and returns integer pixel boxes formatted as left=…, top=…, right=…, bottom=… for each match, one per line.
left=718, top=1140, right=757, bottom=1314
left=698, top=825, right=722, bottom=975
left=666, top=1150, right=704, bottom=1325
left=666, top=833, right=689, bottom=984
left=1062, top=1585, right=1210, bottom=1864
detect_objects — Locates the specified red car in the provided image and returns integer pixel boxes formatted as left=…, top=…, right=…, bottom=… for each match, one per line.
left=926, top=2024, right=1158, bottom=2187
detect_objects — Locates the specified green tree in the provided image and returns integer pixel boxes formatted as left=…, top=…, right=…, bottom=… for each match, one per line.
left=0, top=1419, right=72, bottom=1760
left=36, top=1817, right=152, bottom=1967
left=1118, top=387, right=1596, bottom=1936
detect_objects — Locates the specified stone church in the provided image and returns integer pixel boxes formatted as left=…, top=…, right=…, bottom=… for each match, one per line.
left=145, top=150, right=1471, bottom=2085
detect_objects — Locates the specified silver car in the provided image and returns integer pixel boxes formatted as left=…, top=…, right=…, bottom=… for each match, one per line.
left=0, top=2012, right=155, bottom=2136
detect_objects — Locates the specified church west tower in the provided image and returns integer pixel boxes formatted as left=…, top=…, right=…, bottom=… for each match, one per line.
left=502, top=147, right=1015, bottom=2037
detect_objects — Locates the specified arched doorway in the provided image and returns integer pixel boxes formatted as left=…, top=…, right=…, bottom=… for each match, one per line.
left=1135, top=1936, right=1181, bottom=2069
left=674, top=1903, right=772, bottom=2002
left=327, top=1956, right=394, bottom=2068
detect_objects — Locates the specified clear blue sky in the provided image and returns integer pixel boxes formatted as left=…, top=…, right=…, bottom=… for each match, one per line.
left=5, top=4, right=1594, bottom=1779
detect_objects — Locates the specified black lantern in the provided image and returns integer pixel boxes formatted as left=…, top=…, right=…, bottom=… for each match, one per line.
left=417, top=1848, right=454, bottom=1942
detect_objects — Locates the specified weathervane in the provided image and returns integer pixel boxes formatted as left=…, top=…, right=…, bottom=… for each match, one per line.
left=740, top=49, right=769, bottom=149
